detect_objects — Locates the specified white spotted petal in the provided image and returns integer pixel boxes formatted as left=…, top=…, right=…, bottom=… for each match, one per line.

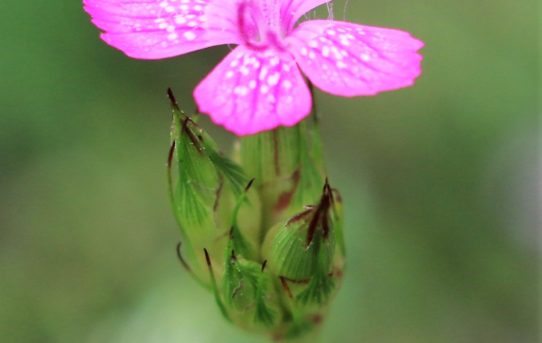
left=194, top=46, right=312, bottom=136
left=84, top=0, right=425, bottom=135
left=84, top=0, right=241, bottom=59
left=287, top=20, right=424, bottom=96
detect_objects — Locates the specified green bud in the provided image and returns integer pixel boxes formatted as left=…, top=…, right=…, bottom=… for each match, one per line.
left=238, top=119, right=327, bottom=236
left=263, top=182, right=344, bottom=306
left=167, top=90, right=260, bottom=285
left=166, top=90, right=346, bottom=341
left=222, top=253, right=280, bottom=331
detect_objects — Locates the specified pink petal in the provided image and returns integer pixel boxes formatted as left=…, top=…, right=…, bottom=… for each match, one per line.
left=83, top=0, right=241, bottom=59
left=280, top=0, right=332, bottom=30
left=194, top=46, right=312, bottom=136
left=287, top=20, right=424, bottom=96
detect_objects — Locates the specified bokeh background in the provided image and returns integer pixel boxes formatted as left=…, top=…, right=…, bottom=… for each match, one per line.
left=1, top=1, right=539, bottom=342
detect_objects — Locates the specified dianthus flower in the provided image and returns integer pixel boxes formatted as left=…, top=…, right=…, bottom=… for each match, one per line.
left=84, top=0, right=424, bottom=135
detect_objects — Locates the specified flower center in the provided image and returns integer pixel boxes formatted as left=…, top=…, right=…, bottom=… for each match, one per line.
left=237, top=1, right=286, bottom=50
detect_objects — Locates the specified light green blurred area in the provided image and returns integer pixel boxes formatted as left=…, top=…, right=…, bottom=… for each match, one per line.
left=0, top=1, right=538, bottom=342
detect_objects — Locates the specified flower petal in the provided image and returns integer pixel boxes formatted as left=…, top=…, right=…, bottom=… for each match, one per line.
left=83, top=0, right=241, bottom=59
left=194, top=46, right=312, bottom=136
left=281, top=0, right=331, bottom=29
left=287, top=20, right=424, bottom=96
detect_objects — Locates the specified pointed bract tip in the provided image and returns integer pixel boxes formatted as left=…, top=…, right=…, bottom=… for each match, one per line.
left=306, top=180, right=334, bottom=246
left=323, top=177, right=330, bottom=190
left=245, top=178, right=256, bottom=192
left=322, top=178, right=334, bottom=202
left=180, top=116, right=204, bottom=153
left=175, top=241, right=192, bottom=272
left=167, top=88, right=178, bottom=106
left=204, top=248, right=212, bottom=267
left=168, top=88, right=185, bottom=120
left=167, top=141, right=175, bottom=168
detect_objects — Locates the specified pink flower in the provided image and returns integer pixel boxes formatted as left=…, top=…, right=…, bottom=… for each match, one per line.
left=84, top=0, right=424, bottom=135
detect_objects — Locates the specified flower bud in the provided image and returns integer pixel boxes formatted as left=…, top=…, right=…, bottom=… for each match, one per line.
left=263, top=182, right=345, bottom=307
left=221, top=253, right=281, bottom=331
left=167, top=90, right=346, bottom=341
left=238, top=119, right=327, bottom=234
left=167, top=89, right=260, bottom=285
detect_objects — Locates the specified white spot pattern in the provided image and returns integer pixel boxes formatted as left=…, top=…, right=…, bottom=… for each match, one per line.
left=84, top=0, right=240, bottom=58
left=288, top=20, right=424, bottom=96
left=194, top=46, right=312, bottom=135
left=84, top=0, right=423, bottom=135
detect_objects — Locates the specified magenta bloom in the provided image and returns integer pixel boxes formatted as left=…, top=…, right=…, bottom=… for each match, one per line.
left=84, top=0, right=424, bottom=135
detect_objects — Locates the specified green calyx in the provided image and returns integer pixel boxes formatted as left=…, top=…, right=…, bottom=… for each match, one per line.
left=265, top=182, right=337, bottom=286
left=166, top=90, right=345, bottom=340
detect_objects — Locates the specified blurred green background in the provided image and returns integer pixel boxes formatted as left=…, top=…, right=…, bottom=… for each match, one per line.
left=0, top=1, right=538, bottom=342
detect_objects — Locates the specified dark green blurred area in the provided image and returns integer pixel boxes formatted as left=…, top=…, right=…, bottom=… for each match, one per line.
left=0, top=1, right=539, bottom=342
